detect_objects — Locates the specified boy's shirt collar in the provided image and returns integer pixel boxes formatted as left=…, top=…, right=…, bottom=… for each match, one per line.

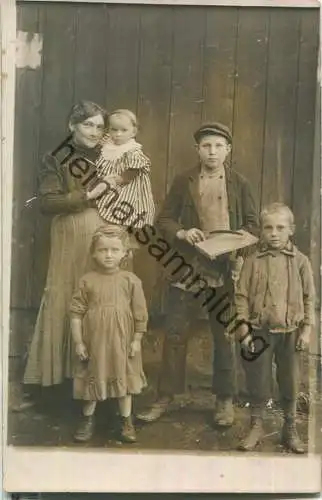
left=257, top=240, right=296, bottom=258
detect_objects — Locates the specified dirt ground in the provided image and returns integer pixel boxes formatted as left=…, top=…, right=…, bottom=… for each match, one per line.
left=7, top=323, right=322, bottom=455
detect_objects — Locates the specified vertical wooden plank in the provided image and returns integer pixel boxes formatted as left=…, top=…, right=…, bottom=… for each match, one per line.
left=36, top=4, right=77, bottom=158
left=31, top=4, right=78, bottom=307
left=261, top=9, right=301, bottom=208
left=73, top=4, right=109, bottom=108
left=202, top=7, right=239, bottom=129
left=104, top=5, right=141, bottom=113
left=135, top=6, right=173, bottom=302
left=166, top=6, right=205, bottom=185
left=231, top=8, right=269, bottom=204
left=310, top=49, right=321, bottom=310
left=11, top=4, right=43, bottom=309
left=137, top=6, right=173, bottom=209
left=292, top=9, right=319, bottom=255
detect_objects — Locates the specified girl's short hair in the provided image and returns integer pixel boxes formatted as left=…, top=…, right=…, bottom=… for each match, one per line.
left=260, top=202, right=294, bottom=226
left=90, top=225, right=131, bottom=254
left=68, top=100, right=108, bottom=127
left=109, top=109, right=138, bottom=128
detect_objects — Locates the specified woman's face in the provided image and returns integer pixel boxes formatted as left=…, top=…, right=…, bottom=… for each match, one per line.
left=70, top=114, right=105, bottom=148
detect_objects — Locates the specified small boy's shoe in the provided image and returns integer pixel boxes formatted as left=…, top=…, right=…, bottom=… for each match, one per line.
left=238, top=417, right=264, bottom=451
left=213, top=397, right=234, bottom=427
left=74, top=415, right=95, bottom=442
left=120, top=415, right=137, bottom=443
left=281, top=421, right=305, bottom=454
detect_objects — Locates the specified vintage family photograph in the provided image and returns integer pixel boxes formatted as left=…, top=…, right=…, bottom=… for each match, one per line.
left=2, top=0, right=322, bottom=492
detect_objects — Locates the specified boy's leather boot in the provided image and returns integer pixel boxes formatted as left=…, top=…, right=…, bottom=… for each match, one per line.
left=74, top=415, right=95, bottom=442
left=281, top=400, right=305, bottom=454
left=213, top=397, right=234, bottom=427
left=238, top=406, right=264, bottom=451
left=120, top=415, right=137, bottom=443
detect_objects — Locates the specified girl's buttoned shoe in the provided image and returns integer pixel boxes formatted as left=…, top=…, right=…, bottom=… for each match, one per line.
left=74, top=415, right=95, bottom=442
left=120, top=415, right=137, bottom=443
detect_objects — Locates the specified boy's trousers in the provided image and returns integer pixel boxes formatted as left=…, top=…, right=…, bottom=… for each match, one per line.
left=242, top=328, right=300, bottom=406
left=158, top=283, right=235, bottom=398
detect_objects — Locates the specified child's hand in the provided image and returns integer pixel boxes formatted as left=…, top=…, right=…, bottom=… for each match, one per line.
left=231, top=256, right=244, bottom=283
left=129, top=339, right=141, bottom=358
left=86, top=182, right=108, bottom=200
left=235, top=321, right=250, bottom=342
left=240, top=334, right=255, bottom=353
left=103, top=174, right=123, bottom=188
left=76, top=342, right=88, bottom=361
left=177, top=228, right=205, bottom=245
left=296, top=326, right=311, bottom=351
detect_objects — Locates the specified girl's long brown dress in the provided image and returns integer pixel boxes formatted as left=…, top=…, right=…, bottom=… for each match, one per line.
left=23, top=143, right=106, bottom=386
left=70, top=269, right=148, bottom=400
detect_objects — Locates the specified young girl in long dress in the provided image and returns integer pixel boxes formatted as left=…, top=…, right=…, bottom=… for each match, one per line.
left=70, top=225, right=148, bottom=443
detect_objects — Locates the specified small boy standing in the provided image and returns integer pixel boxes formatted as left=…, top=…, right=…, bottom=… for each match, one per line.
left=235, top=202, right=315, bottom=453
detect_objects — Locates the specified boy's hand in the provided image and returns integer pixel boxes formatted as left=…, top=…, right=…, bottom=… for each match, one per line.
left=177, top=228, right=205, bottom=245
left=76, top=342, right=88, bottom=361
left=296, top=326, right=311, bottom=351
left=240, top=334, right=255, bottom=353
left=129, top=339, right=141, bottom=358
left=231, top=255, right=244, bottom=283
left=235, top=321, right=250, bottom=342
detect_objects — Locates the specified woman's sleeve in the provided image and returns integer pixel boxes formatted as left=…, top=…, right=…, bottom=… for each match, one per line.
left=131, top=276, right=148, bottom=333
left=70, top=277, right=89, bottom=318
left=38, top=153, right=90, bottom=215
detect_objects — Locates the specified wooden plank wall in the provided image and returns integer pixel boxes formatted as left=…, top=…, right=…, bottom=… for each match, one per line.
left=11, top=4, right=320, bottom=322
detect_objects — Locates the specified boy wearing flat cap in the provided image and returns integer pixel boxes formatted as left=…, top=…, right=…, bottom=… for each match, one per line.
left=137, top=122, right=258, bottom=426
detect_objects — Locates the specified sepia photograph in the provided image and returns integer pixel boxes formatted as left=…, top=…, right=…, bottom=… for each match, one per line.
left=2, top=0, right=322, bottom=493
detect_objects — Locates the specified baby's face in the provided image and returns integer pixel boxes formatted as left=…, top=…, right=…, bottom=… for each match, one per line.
left=109, top=114, right=136, bottom=146
left=261, top=212, right=294, bottom=250
left=93, top=236, right=126, bottom=270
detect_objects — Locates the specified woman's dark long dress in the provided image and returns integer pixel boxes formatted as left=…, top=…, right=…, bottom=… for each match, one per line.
left=23, top=143, right=106, bottom=387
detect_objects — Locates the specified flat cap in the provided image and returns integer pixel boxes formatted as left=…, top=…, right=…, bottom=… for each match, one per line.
left=194, top=122, right=232, bottom=144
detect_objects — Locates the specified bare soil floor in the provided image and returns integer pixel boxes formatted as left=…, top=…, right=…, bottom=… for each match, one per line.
left=7, top=324, right=322, bottom=454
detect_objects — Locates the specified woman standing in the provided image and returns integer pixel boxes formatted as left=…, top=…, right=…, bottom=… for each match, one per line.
left=23, top=101, right=108, bottom=393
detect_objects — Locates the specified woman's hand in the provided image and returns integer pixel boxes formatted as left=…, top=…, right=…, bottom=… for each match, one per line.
left=86, top=182, right=108, bottom=200
left=76, top=342, right=88, bottom=361
left=129, top=339, right=141, bottom=358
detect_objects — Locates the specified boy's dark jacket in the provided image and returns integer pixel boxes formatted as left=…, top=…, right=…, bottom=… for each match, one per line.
left=156, top=164, right=259, bottom=283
